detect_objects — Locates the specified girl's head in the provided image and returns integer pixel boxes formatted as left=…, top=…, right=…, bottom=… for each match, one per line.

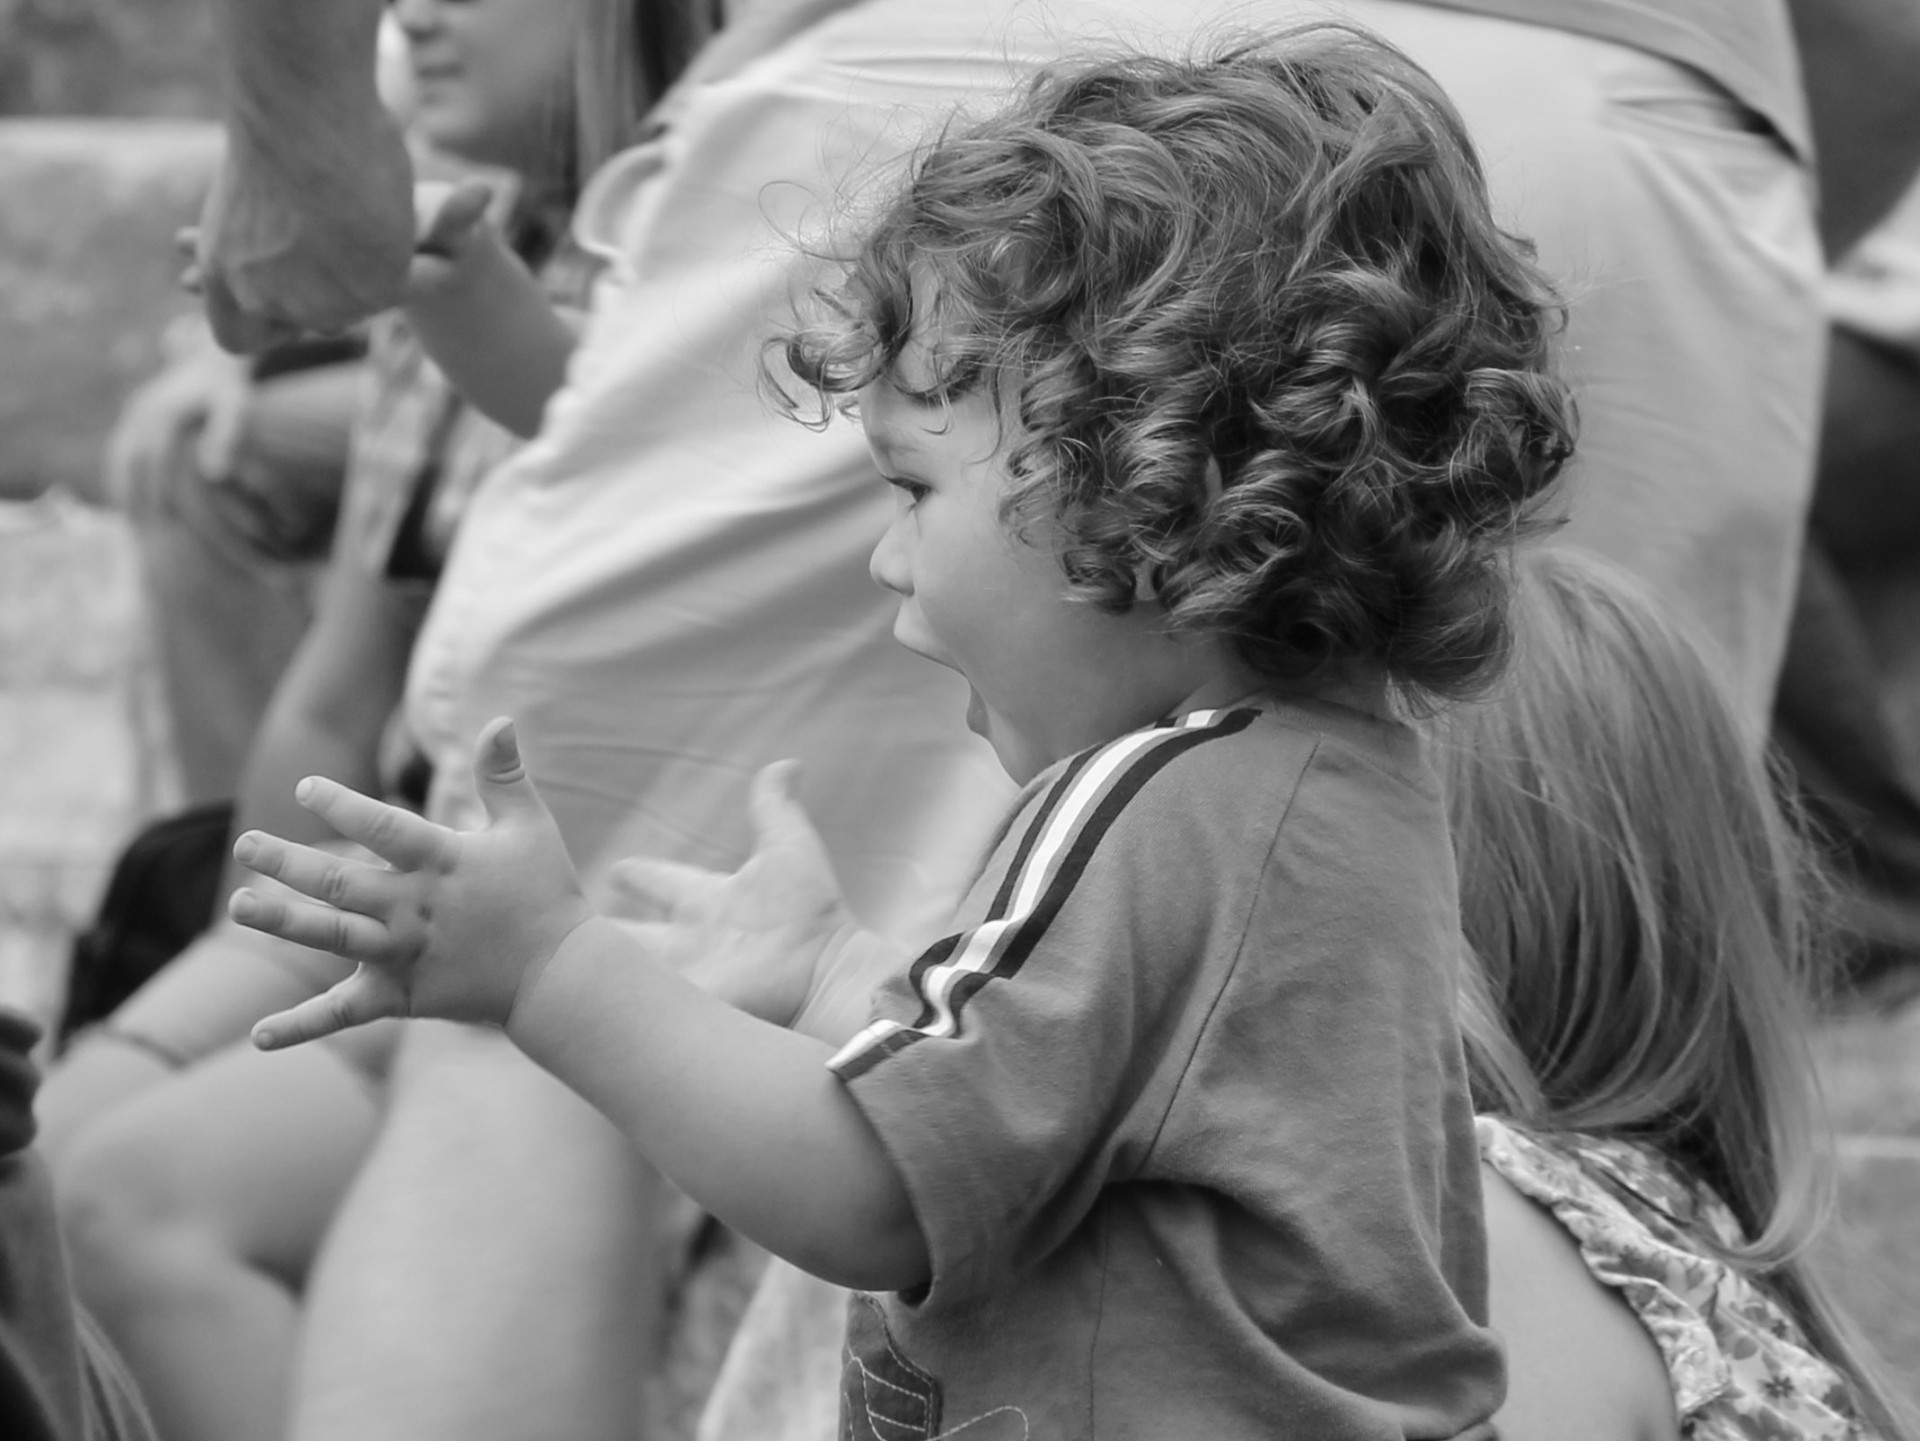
left=784, top=25, right=1576, bottom=712
left=1444, top=547, right=1918, bottom=1438
left=1443, top=545, right=1827, bottom=1255
left=389, top=0, right=714, bottom=189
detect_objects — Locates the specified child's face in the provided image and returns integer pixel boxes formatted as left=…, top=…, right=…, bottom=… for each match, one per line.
left=389, top=0, right=580, bottom=177
left=860, top=359, right=1231, bottom=785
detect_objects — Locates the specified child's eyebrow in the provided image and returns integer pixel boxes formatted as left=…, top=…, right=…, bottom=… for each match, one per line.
left=865, top=410, right=946, bottom=461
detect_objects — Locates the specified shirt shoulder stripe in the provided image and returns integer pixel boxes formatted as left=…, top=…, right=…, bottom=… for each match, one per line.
left=829, top=709, right=1259, bottom=1080
left=984, top=744, right=1099, bottom=921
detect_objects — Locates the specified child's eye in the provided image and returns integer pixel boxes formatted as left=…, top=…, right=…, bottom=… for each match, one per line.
left=883, top=474, right=930, bottom=507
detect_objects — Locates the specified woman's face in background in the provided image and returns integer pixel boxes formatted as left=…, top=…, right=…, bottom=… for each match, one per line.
left=387, top=0, right=585, bottom=176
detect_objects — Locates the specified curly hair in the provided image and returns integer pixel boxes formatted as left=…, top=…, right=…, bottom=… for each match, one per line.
left=778, top=24, right=1576, bottom=706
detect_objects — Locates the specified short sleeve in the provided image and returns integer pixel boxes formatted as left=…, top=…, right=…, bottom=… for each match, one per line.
left=829, top=715, right=1266, bottom=1300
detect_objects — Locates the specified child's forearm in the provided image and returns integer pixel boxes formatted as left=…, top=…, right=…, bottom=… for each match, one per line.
left=406, top=238, right=577, bottom=438
left=507, top=917, right=930, bottom=1292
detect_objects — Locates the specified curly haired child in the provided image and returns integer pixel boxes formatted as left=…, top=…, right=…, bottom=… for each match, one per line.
left=226, top=27, right=1575, bottom=1438
left=1443, top=547, right=1915, bottom=1441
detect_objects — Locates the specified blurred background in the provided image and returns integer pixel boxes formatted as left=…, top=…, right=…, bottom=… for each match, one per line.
left=0, top=0, right=1915, bottom=1397
left=1, top=0, right=219, bottom=1031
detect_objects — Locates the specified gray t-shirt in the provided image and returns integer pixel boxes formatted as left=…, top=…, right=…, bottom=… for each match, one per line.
left=831, top=702, right=1500, bottom=1440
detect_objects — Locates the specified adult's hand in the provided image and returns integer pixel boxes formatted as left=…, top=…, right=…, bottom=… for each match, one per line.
left=197, top=0, right=416, bottom=351
left=101, top=342, right=255, bottom=512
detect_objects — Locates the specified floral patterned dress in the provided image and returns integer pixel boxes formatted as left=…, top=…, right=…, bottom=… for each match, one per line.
left=1476, top=1117, right=1882, bottom=1440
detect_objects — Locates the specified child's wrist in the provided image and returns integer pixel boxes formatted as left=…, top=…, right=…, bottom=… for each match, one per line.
left=501, top=907, right=614, bottom=1044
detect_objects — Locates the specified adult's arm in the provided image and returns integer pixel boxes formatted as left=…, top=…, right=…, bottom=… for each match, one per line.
left=198, top=0, right=415, bottom=350
left=1787, top=0, right=1920, bottom=255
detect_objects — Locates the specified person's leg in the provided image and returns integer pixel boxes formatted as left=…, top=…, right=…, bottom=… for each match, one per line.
left=1774, top=542, right=1920, bottom=999
left=56, top=1035, right=384, bottom=1441
left=1778, top=330, right=1920, bottom=1001
left=287, top=1023, right=665, bottom=1441
left=1810, top=328, right=1920, bottom=573
left=134, top=362, right=358, bottom=803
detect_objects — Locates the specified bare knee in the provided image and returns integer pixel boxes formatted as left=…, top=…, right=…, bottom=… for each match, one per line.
left=58, top=1120, right=251, bottom=1323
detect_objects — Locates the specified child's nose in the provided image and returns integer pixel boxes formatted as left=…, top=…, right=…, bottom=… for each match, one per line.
left=389, top=0, right=439, bottom=36
left=869, top=525, right=910, bottom=597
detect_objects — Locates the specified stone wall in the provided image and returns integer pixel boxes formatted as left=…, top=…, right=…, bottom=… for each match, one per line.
left=0, top=0, right=218, bottom=118
left=0, top=119, right=221, bottom=500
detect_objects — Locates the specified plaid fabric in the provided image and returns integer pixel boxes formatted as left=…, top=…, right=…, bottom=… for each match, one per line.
left=337, top=216, right=600, bottom=584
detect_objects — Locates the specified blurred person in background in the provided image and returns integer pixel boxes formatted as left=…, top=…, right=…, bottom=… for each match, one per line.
left=1775, top=176, right=1920, bottom=1006
left=101, top=330, right=360, bottom=808
left=92, top=18, right=431, bottom=806
left=0, top=1008, right=157, bottom=1441
left=38, top=3, right=679, bottom=1439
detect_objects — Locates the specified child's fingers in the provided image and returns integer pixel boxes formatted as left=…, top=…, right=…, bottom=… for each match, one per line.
left=251, top=967, right=409, bottom=1051
left=231, top=831, right=409, bottom=920
left=227, top=885, right=394, bottom=963
left=604, top=854, right=723, bottom=921
left=293, top=776, right=450, bottom=870
left=470, top=717, right=556, bottom=831
left=747, top=760, right=822, bottom=856
left=414, top=177, right=495, bottom=254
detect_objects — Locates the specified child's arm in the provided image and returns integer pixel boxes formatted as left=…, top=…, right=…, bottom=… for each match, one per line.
left=402, top=181, right=579, bottom=439
left=228, top=720, right=929, bottom=1292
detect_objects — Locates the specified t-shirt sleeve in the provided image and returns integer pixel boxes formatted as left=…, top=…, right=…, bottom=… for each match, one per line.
left=827, top=723, right=1261, bottom=1301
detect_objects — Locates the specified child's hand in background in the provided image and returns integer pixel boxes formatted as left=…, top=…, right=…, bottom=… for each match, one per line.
left=230, top=717, right=594, bottom=1048
left=605, top=762, right=896, bottom=1042
left=407, top=178, right=508, bottom=304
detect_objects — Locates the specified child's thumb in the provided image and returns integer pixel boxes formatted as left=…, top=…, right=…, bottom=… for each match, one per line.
left=747, top=760, right=815, bottom=852
left=471, top=717, right=548, bottom=827
left=416, top=178, right=495, bottom=253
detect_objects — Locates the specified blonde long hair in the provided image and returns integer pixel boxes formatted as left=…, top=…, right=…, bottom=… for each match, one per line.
left=1443, top=544, right=1913, bottom=1438
left=569, top=0, right=719, bottom=190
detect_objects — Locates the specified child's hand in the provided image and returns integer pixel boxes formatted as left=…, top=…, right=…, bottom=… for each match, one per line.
left=407, top=178, right=502, bottom=302
left=230, top=717, right=595, bottom=1049
left=605, top=762, right=875, bottom=1033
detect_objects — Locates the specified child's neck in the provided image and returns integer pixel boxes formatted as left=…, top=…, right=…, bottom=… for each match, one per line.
left=1194, top=667, right=1394, bottom=724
